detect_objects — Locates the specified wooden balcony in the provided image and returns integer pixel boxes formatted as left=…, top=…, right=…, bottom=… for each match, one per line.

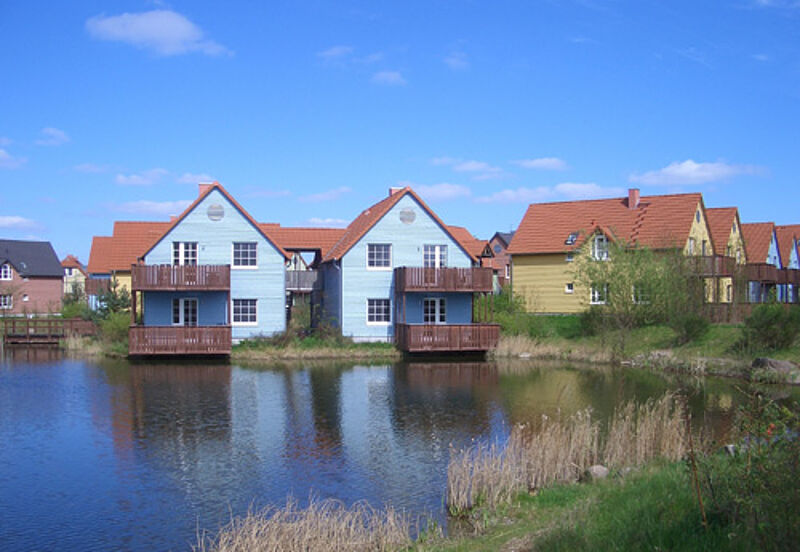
left=746, top=263, right=779, bottom=283
left=131, top=265, right=230, bottom=291
left=395, top=267, right=493, bottom=293
left=85, top=278, right=111, bottom=296
left=395, top=323, right=500, bottom=353
left=693, top=255, right=736, bottom=277
left=780, top=268, right=800, bottom=287
left=128, top=325, right=232, bottom=356
left=286, top=270, right=322, bottom=292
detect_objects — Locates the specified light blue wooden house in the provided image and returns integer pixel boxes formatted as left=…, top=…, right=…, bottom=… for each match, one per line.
left=744, top=222, right=784, bottom=304
left=316, top=187, right=498, bottom=353
left=129, top=183, right=288, bottom=355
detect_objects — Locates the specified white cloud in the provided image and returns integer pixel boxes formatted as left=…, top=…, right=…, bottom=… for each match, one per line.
left=0, top=216, right=37, bottom=229
left=115, top=168, right=169, bottom=186
left=513, top=157, right=568, bottom=171
left=751, top=53, right=770, bottom=62
left=629, top=159, right=760, bottom=186
left=86, top=10, right=230, bottom=57
left=0, top=149, right=26, bottom=169
left=444, top=51, right=469, bottom=70
left=35, top=127, right=70, bottom=146
left=430, top=156, right=459, bottom=166
left=453, top=160, right=504, bottom=180
left=317, top=45, right=353, bottom=60
left=475, top=186, right=554, bottom=204
left=177, top=172, right=214, bottom=184
left=74, top=163, right=107, bottom=173
left=372, top=71, right=406, bottom=86
left=112, top=199, right=192, bottom=216
left=554, top=182, right=624, bottom=200
left=307, top=217, right=349, bottom=227
left=299, top=186, right=352, bottom=202
left=414, top=183, right=472, bottom=201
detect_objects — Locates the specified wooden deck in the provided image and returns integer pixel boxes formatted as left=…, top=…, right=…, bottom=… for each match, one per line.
left=286, top=270, right=322, bottom=292
left=2, top=318, right=97, bottom=345
left=395, top=323, right=500, bottom=353
left=131, top=265, right=231, bottom=291
left=128, top=326, right=232, bottom=356
left=746, top=263, right=779, bottom=283
left=394, top=267, right=493, bottom=293
left=692, top=255, right=737, bottom=277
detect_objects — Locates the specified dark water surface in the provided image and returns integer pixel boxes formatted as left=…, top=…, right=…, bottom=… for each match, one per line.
left=1, top=350, right=793, bottom=551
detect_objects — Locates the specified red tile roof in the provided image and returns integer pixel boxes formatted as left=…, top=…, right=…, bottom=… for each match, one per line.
left=741, top=222, right=775, bottom=264
left=61, top=254, right=86, bottom=275
left=264, top=225, right=347, bottom=258
left=775, top=225, right=800, bottom=266
left=509, top=192, right=704, bottom=254
left=112, top=221, right=171, bottom=269
left=322, top=187, right=479, bottom=263
left=448, top=226, right=492, bottom=259
left=705, top=207, right=739, bottom=254
left=87, top=236, right=115, bottom=274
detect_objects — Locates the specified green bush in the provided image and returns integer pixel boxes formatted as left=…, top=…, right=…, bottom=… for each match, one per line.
left=578, top=307, right=604, bottom=337
left=99, top=311, right=130, bottom=344
left=61, top=300, right=94, bottom=320
left=670, top=313, right=710, bottom=345
left=741, top=304, right=800, bottom=351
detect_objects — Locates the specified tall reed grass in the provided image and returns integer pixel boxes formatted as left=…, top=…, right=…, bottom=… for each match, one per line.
left=194, top=497, right=427, bottom=552
left=447, top=392, right=686, bottom=513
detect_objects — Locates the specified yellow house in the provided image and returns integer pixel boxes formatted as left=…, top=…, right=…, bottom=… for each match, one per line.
left=508, top=189, right=714, bottom=313
left=705, top=207, right=747, bottom=303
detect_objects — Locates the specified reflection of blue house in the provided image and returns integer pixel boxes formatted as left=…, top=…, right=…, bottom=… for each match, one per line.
left=129, top=183, right=288, bottom=355
left=316, top=187, right=498, bottom=353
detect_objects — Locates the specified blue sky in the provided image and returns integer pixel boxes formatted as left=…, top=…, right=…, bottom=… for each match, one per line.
left=1, top=1, right=799, bottom=263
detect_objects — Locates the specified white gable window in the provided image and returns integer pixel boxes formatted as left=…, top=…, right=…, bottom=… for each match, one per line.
left=0, top=294, right=12, bottom=309
left=0, top=263, right=11, bottom=280
left=233, top=299, right=257, bottom=324
left=367, top=244, right=391, bottom=269
left=367, top=298, right=391, bottom=324
left=687, top=237, right=696, bottom=255
left=233, top=242, right=257, bottom=268
left=591, top=235, right=609, bottom=261
left=423, top=245, right=447, bottom=268
left=172, top=242, right=198, bottom=266
left=590, top=284, right=608, bottom=305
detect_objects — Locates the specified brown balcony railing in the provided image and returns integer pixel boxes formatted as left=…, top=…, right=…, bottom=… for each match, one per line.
left=395, top=323, right=500, bottom=353
left=746, top=263, right=779, bottom=283
left=693, top=255, right=736, bottom=277
left=128, top=325, right=232, bottom=355
left=286, top=270, right=322, bottom=292
left=780, top=268, right=800, bottom=287
left=85, top=278, right=111, bottom=296
left=395, top=267, right=493, bottom=293
left=131, top=265, right=230, bottom=291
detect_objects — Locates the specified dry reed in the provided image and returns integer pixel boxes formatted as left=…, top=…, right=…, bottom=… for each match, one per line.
left=62, top=335, right=104, bottom=356
left=194, top=497, right=423, bottom=552
left=491, top=335, right=613, bottom=364
left=447, top=392, right=687, bottom=513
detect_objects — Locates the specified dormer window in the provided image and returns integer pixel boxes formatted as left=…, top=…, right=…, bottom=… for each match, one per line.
left=565, top=232, right=578, bottom=246
left=591, top=235, right=608, bottom=261
left=0, top=263, right=11, bottom=280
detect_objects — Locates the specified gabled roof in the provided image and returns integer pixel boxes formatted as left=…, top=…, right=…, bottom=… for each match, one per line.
left=705, top=207, right=740, bottom=254
left=775, top=225, right=800, bottom=265
left=741, top=222, right=776, bottom=265
left=490, top=231, right=515, bottom=248
left=86, top=222, right=169, bottom=275
left=0, top=239, right=63, bottom=278
left=141, top=182, right=289, bottom=261
left=87, top=236, right=114, bottom=274
left=264, top=225, right=347, bottom=258
left=509, top=192, right=704, bottom=254
left=61, top=255, right=87, bottom=275
left=322, top=187, right=479, bottom=263
left=448, top=226, right=493, bottom=259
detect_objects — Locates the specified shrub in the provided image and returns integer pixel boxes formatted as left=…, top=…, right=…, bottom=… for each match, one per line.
left=741, top=304, right=800, bottom=351
left=99, top=311, right=130, bottom=344
left=670, top=313, right=710, bottom=345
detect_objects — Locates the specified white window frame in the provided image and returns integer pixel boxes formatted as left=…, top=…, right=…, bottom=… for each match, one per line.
left=0, top=263, right=11, bottom=281
left=505, top=264, right=510, bottom=278
left=172, top=297, right=198, bottom=326
left=0, top=294, right=12, bottom=309
left=423, top=297, right=447, bottom=324
left=172, top=242, right=198, bottom=266
left=565, top=283, right=574, bottom=294
left=565, top=252, right=575, bottom=263
left=232, top=242, right=258, bottom=269
left=591, top=235, right=609, bottom=261
left=366, top=244, right=392, bottom=271
left=632, top=284, right=650, bottom=305
left=687, top=237, right=696, bottom=255
left=366, top=298, right=391, bottom=325
left=423, top=244, right=448, bottom=268
left=590, top=284, right=608, bottom=305
left=232, top=298, right=258, bottom=326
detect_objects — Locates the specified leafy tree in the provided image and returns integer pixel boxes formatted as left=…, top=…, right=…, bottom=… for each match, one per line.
left=96, top=277, right=131, bottom=319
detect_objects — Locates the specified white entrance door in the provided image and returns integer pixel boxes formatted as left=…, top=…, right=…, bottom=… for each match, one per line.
left=423, top=298, right=446, bottom=324
left=173, top=298, right=198, bottom=326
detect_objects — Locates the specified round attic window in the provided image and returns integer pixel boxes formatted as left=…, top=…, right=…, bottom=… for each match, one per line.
left=399, top=208, right=416, bottom=224
left=493, top=244, right=502, bottom=254
left=207, top=204, right=225, bottom=221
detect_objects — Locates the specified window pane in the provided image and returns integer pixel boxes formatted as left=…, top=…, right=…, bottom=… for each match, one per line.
left=367, top=298, right=390, bottom=322
left=233, top=242, right=257, bottom=267
left=233, top=299, right=257, bottom=323
left=367, top=244, right=391, bottom=268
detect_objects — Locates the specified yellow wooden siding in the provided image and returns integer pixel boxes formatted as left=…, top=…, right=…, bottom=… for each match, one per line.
left=512, top=254, right=586, bottom=313
left=684, top=203, right=714, bottom=256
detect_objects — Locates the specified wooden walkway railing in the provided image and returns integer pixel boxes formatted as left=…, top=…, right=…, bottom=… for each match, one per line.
left=128, top=325, right=232, bottom=355
left=395, top=323, right=500, bottom=353
left=286, top=270, right=322, bottom=292
left=2, top=318, right=97, bottom=344
left=131, top=265, right=231, bottom=291
left=395, top=267, right=493, bottom=293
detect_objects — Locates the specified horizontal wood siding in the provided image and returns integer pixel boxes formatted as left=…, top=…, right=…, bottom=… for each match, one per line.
left=395, top=267, right=492, bottom=293
left=395, top=323, right=500, bottom=352
left=129, top=326, right=231, bottom=355
left=397, top=293, right=473, bottom=324
left=132, top=265, right=230, bottom=290
left=512, top=253, right=584, bottom=313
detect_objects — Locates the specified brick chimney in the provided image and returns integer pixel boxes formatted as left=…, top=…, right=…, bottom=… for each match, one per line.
left=389, top=186, right=404, bottom=196
left=628, top=188, right=640, bottom=209
left=198, top=182, right=215, bottom=196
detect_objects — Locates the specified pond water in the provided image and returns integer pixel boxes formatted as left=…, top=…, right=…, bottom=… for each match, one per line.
left=0, top=349, right=794, bottom=551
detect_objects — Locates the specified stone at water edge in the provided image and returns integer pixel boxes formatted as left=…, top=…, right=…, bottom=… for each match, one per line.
left=584, top=465, right=609, bottom=481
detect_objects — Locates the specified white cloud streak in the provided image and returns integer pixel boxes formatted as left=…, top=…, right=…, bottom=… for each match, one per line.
left=177, top=172, right=214, bottom=184
left=115, top=168, right=169, bottom=186
left=112, top=199, right=192, bottom=216
left=0, top=216, right=37, bottom=229
left=35, top=127, right=70, bottom=146
left=554, top=182, right=624, bottom=199
left=513, top=157, right=568, bottom=171
left=475, top=182, right=622, bottom=203
left=74, top=163, right=107, bottom=173
left=307, top=217, right=350, bottom=227
left=413, top=182, right=472, bottom=201
left=372, top=71, right=406, bottom=86
left=629, top=160, right=761, bottom=186
left=0, top=149, right=26, bottom=169
left=444, top=51, right=469, bottom=70
left=86, top=10, right=230, bottom=57
left=475, top=187, right=554, bottom=204
left=298, top=186, right=352, bottom=202
left=317, top=45, right=354, bottom=60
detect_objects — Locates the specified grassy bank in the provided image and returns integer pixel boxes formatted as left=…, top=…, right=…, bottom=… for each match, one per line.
left=232, top=335, right=401, bottom=362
